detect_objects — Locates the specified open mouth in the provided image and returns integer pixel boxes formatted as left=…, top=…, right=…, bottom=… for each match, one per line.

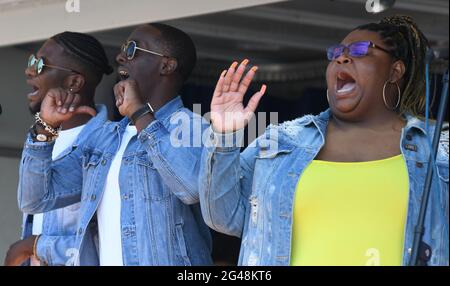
left=118, top=68, right=130, bottom=80
left=336, top=71, right=357, bottom=96
left=27, top=84, right=40, bottom=99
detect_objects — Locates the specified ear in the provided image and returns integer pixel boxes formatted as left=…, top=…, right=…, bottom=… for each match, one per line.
left=389, top=60, right=406, bottom=84
left=160, top=57, right=178, bottom=76
left=63, top=74, right=85, bottom=93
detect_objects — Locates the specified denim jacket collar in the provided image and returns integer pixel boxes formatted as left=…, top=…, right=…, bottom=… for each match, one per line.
left=403, top=113, right=428, bottom=136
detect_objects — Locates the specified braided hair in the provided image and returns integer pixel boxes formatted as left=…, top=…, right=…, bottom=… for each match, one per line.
left=356, top=15, right=429, bottom=117
left=51, top=31, right=113, bottom=84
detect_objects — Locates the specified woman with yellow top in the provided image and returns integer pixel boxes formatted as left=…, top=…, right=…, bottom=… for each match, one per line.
left=199, top=15, right=449, bottom=266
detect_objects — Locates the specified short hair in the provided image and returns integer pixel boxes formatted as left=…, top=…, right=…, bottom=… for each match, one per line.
left=150, top=23, right=197, bottom=82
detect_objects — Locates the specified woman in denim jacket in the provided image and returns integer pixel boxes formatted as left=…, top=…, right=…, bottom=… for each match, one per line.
left=199, top=15, right=449, bottom=266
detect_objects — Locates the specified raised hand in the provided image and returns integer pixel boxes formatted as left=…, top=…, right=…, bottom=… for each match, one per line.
left=113, top=79, right=144, bottom=119
left=211, top=60, right=266, bottom=133
left=40, top=88, right=97, bottom=128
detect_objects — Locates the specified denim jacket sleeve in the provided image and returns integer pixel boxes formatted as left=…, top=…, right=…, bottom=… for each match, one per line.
left=17, top=134, right=84, bottom=214
left=137, top=112, right=209, bottom=205
left=198, top=127, right=257, bottom=237
left=35, top=234, right=79, bottom=266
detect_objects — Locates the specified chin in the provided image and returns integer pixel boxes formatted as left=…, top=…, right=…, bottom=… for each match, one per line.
left=333, top=103, right=358, bottom=114
left=28, top=103, right=41, bottom=115
left=329, top=102, right=357, bottom=118
left=331, top=92, right=364, bottom=113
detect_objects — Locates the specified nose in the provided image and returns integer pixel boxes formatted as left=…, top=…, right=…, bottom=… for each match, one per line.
left=336, top=50, right=353, bottom=65
left=25, top=65, right=36, bottom=78
left=116, top=51, right=127, bottom=65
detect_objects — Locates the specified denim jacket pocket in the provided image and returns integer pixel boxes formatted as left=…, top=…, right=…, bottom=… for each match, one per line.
left=135, top=152, right=155, bottom=169
left=136, top=153, right=170, bottom=201
left=256, top=139, right=294, bottom=159
left=436, top=163, right=449, bottom=183
left=82, top=150, right=102, bottom=169
left=253, top=146, right=294, bottom=195
left=255, top=143, right=294, bottom=160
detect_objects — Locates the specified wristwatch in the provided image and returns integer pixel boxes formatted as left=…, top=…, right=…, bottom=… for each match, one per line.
left=30, top=124, right=57, bottom=142
left=130, top=102, right=155, bottom=125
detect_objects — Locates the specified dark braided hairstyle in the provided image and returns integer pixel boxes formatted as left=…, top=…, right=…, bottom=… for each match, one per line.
left=356, top=15, right=429, bottom=117
left=51, top=31, right=113, bottom=84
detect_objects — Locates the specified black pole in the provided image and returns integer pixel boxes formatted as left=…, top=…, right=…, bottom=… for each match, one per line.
left=409, top=68, right=449, bottom=266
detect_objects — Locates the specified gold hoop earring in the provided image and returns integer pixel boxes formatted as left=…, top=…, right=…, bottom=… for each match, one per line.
left=382, top=81, right=401, bottom=111
left=326, top=89, right=330, bottom=104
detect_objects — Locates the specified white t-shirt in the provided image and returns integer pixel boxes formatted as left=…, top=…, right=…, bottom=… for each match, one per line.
left=31, top=124, right=86, bottom=266
left=97, top=124, right=137, bottom=266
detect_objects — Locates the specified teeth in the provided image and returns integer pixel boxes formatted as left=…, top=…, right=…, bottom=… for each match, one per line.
left=337, top=82, right=356, bottom=94
left=29, top=90, right=39, bottom=96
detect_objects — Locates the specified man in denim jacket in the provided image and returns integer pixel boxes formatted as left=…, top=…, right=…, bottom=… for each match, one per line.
left=5, top=32, right=112, bottom=266
left=17, top=24, right=212, bottom=266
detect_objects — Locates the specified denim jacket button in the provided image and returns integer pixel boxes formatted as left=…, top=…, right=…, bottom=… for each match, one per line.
left=90, top=194, right=96, bottom=201
left=416, top=162, right=423, bottom=168
left=101, top=159, right=107, bottom=165
left=406, top=134, right=413, bottom=141
left=405, top=144, right=418, bottom=152
left=78, top=228, right=83, bottom=235
left=408, top=248, right=412, bottom=254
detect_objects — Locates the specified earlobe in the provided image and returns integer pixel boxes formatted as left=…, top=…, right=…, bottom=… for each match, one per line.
left=65, top=74, right=86, bottom=92
left=390, top=60, right=406, bottom=83
left=161, top=58, right=178, bottom=75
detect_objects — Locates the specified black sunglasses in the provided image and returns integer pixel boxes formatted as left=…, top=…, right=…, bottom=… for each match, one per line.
left=121, top=40, right=168, bottom=60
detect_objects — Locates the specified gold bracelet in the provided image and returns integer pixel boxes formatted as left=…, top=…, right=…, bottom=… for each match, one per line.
left=34, top=112, right=61, bottom=137
left=32, top=234, right=41, bottom=261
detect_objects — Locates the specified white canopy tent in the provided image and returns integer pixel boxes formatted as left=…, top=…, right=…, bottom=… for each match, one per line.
left=0, top=0, right=286, bottom=47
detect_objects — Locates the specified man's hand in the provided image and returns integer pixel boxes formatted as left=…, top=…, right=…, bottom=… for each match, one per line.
left=4, top=236, right=36, bottom=266
left=114, top=79, right=145, bottom=119
left=40, top=88, right=97, bottom=128
left=211, top=59, right=266, bottom=133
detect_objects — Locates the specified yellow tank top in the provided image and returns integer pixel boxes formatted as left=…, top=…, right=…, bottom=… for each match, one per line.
left=290, top=155, right=409, bottom=266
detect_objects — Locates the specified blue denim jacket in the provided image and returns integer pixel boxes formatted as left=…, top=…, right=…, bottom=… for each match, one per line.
left=199, top=109, right=449, bottom=266
left=20, top=105, right=108, bottom=266
left=18, top=96, right=213, bottom=266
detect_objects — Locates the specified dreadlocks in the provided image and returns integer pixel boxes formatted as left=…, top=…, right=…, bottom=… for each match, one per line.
left=356, top=15, right=429, bottom=117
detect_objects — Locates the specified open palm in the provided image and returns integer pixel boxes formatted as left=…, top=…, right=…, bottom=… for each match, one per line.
left=211, top=60, right=266, bottom=133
